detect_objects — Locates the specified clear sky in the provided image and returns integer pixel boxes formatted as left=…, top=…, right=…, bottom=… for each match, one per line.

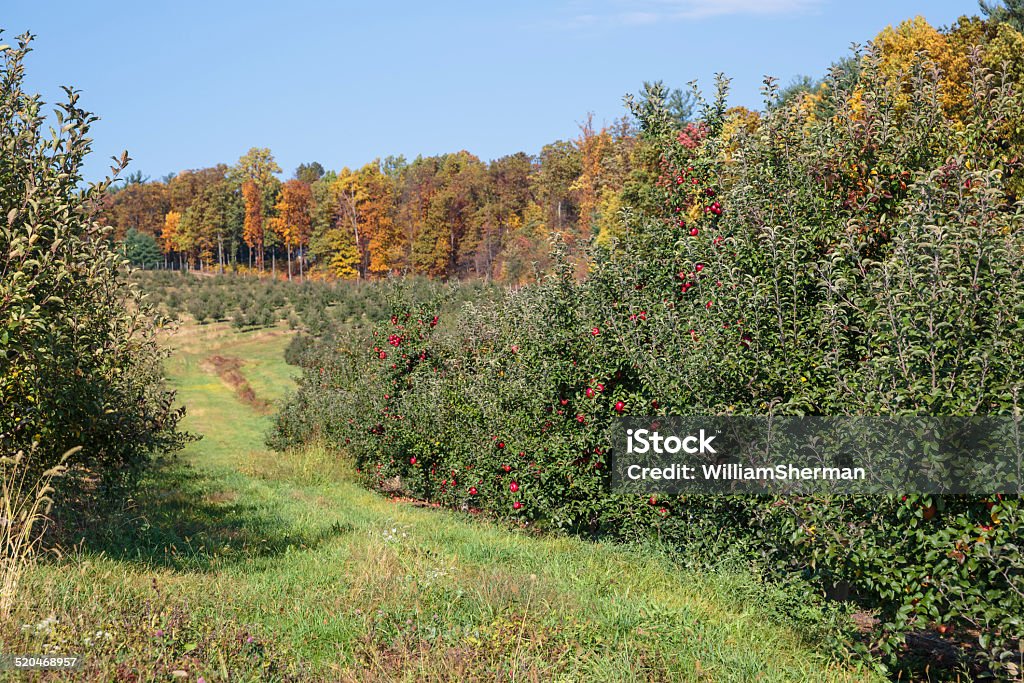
left=5, top=1, right=981, bottom=182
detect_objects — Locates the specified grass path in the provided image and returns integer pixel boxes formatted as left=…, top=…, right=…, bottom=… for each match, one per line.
left=6, top=322, right=879, bottom=682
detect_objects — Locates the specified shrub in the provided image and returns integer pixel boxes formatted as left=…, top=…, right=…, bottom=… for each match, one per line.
left=1, top=31, right=188, bottom=492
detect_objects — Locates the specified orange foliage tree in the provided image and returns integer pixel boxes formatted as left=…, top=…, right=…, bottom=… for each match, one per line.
left=270, top=179, right=313, bottom=280
left=234, top=148, right=281, bottom=271
left=241, top=181, right=263, bottom=271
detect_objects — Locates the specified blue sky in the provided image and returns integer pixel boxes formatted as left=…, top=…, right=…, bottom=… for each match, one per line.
left=6, top=1, right=980, bottom=182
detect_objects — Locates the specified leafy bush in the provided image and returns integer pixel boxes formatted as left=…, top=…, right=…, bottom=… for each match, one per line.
left=1, top=32, right=188, bottom=492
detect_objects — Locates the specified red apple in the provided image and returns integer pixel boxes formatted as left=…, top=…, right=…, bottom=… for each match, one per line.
left=614, top=401, right=625, bottom=413
left=509, top=481, right=520, bottom=493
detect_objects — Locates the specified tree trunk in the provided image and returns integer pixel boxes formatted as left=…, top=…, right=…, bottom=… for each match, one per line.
left=343, top=192, right=364, bottom=280
left=353, top=224, right=361, bottom=280
left=286, top=245, right=292, bottom=282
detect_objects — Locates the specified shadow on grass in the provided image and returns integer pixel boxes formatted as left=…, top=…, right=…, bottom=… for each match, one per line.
left=49, top=457, right=353, bottom=572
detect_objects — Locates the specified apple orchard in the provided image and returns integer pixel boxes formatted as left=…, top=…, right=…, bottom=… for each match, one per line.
left=269, top=35, right=1024, bottom=678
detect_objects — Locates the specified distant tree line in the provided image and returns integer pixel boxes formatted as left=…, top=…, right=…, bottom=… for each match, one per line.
left=98, top=11, right=1024, bottom=285
left=95, top=115, right=647, bottom=284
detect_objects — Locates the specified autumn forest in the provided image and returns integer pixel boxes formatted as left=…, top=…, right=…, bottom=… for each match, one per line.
left=101, top=114, right=642, bottom=283
left=103, top=15, right=1024, bottom=287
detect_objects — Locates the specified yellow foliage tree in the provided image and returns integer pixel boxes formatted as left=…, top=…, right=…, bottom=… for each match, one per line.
left=873, top=16, right=970, bottom=119
left=162, top=210, right=182, bottom=269
left=347, top=165, right=399, bottom=276
left=984, top=21, right=1024, bottom=83
left=495, top=202, right=548, bottom=284
left=570, top=115, right=635, bottom=240
left=315, top=226, right=361, bottom=279
left=593, top=187, right=625, bottom=248
left=719, top=106, right=761, bottom=159
left=571, top=115, right=612, bottom=239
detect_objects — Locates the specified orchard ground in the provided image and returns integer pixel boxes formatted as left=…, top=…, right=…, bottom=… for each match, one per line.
left=1, top=319, right=880, bottom=682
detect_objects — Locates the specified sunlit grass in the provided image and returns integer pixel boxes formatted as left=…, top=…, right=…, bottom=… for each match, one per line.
left=2, top=321, right=878, bottom=681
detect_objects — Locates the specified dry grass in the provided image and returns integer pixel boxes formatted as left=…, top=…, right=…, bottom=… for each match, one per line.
left=0, top=447, right=72, bottom=619
left=201, top=354, right=273, bottom=414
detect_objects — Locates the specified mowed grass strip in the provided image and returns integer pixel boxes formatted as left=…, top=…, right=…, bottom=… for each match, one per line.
left=5, top=322, right=878, bottom=682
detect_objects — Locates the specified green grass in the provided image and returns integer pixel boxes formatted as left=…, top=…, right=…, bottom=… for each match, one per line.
left=2, top=321, right=880, bottom=682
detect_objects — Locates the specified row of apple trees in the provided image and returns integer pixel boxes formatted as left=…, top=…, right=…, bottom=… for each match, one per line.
left=272, top=44, right=1024, bottom=675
